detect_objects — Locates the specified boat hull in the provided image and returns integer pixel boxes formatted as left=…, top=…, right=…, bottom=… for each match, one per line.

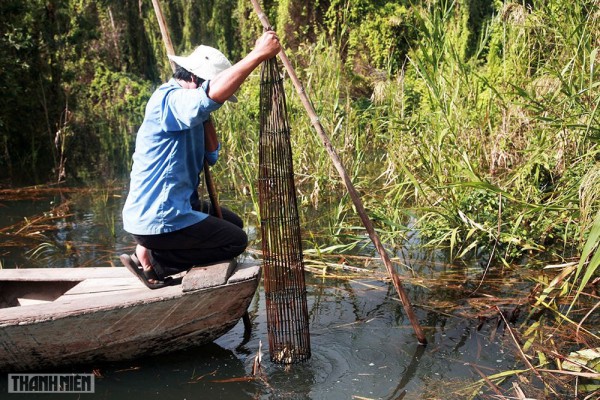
left=0, top=263, right=261, bottom=372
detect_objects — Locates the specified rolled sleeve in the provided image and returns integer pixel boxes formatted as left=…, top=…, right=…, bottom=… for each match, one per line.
left=161, top=81, right=222, bottom=132
left=205, top=142, right=220, bottom=166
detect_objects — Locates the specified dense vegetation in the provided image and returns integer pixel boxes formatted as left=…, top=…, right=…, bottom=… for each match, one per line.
left=1, top=1, right=598, bottom=396
left=1, top=0, right=597, bottom=254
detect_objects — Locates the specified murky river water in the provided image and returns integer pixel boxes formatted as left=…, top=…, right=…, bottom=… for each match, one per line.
left=0, top=185, right=528, bottom=399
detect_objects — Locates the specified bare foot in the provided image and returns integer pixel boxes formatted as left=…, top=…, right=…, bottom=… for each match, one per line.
left=135, top=245, right=159, bottom=284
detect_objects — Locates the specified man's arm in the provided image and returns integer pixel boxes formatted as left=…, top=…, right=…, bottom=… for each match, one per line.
left=206, top=31, right=280, bottom=104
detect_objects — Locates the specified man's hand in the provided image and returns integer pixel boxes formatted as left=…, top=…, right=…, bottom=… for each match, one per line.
left=252, top=31, right=281, bottom=61
left=207, top=30, right=282, bottom=104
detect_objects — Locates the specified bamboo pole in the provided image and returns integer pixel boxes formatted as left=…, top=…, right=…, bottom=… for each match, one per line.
left=151, top=0, right=176, bottom=70
left=250, top=0, right=427, bottom=345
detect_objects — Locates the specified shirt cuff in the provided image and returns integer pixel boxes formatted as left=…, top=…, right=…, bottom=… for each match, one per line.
left=202, top=80, right=224, bottom=105
left=205, top=142, right=220, bottom=166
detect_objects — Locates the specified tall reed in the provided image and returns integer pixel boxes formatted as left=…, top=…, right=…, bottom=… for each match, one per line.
left=213, top=0, right=598, bottom=269
left=360, top=0, right=600, bottom=265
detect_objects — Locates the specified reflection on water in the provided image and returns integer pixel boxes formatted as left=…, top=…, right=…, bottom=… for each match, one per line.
left=0, top=186, right=523, bottom=399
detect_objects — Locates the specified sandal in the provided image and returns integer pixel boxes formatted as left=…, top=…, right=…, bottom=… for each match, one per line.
left=119, top=253, right=173, bottom=289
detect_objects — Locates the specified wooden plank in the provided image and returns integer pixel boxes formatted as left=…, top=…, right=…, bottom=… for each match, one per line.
left=0, top=267, right=130, bottom=282
left=228, top=262, right=261, bottom=283
left=182, top=260, right=237, bottom=292
left=55, top=287, right=149, bottom=304
left=0, top=263, right=261, bottom=325
left=62, top=277, right=144, bottom=295
left=17, top=299, right=52, bottom=306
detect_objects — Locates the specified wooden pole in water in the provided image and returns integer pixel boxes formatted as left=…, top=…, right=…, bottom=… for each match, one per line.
left=250, top=0, right=427, bottom=345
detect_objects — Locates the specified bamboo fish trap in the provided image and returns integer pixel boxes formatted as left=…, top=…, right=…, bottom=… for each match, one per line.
left=258, top=57, right=311, bottom=364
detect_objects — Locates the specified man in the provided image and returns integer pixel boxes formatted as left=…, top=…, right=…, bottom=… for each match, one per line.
left=120, top=31, right=280, bottom=289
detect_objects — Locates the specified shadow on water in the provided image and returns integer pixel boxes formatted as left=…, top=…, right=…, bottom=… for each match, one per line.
left=0, top=185, right=533, bottom=399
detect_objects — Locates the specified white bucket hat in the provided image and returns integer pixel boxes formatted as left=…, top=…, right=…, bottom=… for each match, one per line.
left=168, top=45, right=237, bottom=102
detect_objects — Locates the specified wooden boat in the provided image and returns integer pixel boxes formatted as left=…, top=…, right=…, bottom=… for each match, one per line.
left=0, top=261, right=261, bottom=372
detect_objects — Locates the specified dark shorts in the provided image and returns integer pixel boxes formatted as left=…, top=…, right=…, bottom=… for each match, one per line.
left=132, top=200, right=248, bottom=279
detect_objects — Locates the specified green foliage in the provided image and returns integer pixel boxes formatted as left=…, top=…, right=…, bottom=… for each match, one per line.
left=0, top=0, right=155, bottom=183
left=0, top=1, right=54, bottom=183
left=88, top=68, right=151, bottom=116
left=347, top=3, right=418, bottom=75
left=370, top=0, right=600, bottom=264
left=1, top=0, right=598, bottom=269
left=73, top=67, right=152, bottom=179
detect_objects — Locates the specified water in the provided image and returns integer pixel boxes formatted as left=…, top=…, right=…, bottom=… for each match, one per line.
left=0, top=184, right=527, bottom=399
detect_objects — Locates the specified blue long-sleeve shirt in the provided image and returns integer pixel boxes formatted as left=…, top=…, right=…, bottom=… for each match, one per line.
left=122, top=79, right=222, bottom=235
